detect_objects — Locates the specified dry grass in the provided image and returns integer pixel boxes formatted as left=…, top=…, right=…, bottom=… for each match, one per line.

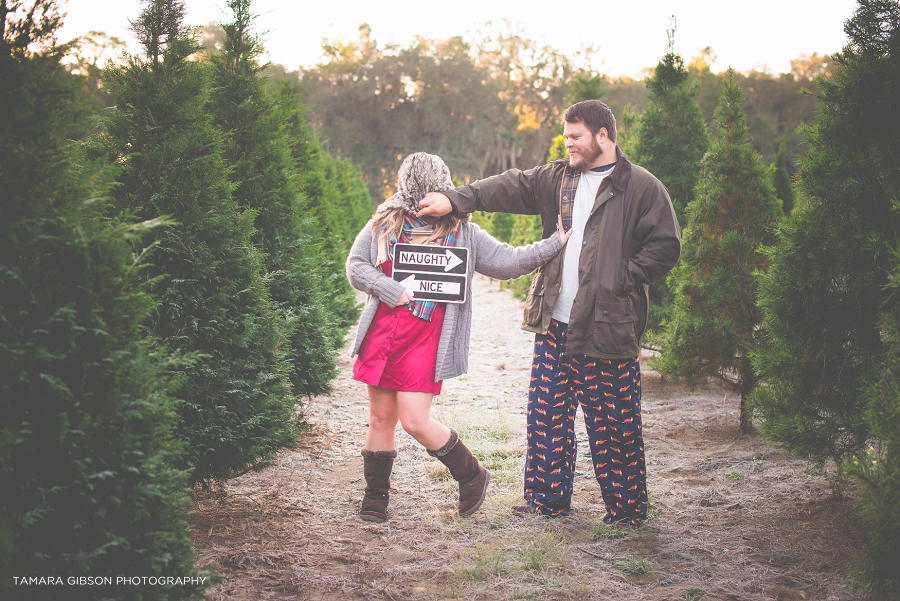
left=189, top=276, right=868, bottom=601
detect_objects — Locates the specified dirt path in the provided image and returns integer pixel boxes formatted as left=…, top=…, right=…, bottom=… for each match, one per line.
left=190, top=274, right=866, bottom=601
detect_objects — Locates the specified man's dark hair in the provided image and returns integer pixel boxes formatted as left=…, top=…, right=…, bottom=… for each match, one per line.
left=563, top=100, right=617, bottom=143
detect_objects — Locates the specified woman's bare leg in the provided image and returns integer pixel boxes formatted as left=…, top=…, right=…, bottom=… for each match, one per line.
left=365, top=385, right=399, bottom=451
left=396, top=391, right=452, bottom=450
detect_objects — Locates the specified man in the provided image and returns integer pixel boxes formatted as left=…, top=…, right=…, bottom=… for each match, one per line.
left=417, top=100, right=680, bottom=526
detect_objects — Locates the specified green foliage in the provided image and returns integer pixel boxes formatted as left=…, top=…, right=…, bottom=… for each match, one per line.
left=90, top=0, right=298, bottom=485
left=208, top=0, right=344, bottom=397
left=654, top=70, right=782, bottom=434
left=616, top=556, right=656, bottom=577
left=741, top=70, right=819, bottom=187
left=772, top=138, right=796, bottom=214
left=0, top=4, right=206, bottom=596
left=686, top=49, right=824, bottom=171
left=504, top=214, right=544, bottom=298
left=834, top=6, right=900, bottom=592
left=632, top=52, right=710, bottom=222
left=469, top=211, right=492, bottom=230
left=846, top=251, right=900, bottom=592
left=590, top=522, right=628, bottom=540
left=751, top=0, right=900, bottom=468
left=565, top=70, right=605, bottom=105
left=489, top=212, right=516, bottom=243
left=546, top=133, right=566, bottom=162
left=60, top=30, right=127, bottom=122
left=318, top=152, right=374, bottom=254
left=277, top=79, right=369, bottom=329
left=256, top=24, right=825, bottom=213
left=509, top=215, right=543, bottom=247
left=615, top=104, right=640, bottom=158
left=683, top=586, right=706, bottom=601
left=631, top=51, right=710, bottom=332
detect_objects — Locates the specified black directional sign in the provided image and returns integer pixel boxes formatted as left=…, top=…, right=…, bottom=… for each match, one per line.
left=392, top=243, right=469, bottom=303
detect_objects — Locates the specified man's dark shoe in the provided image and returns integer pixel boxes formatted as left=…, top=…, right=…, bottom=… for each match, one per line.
left=512, top=503, right=572, bottom=517
left=603, top=513, right=641, bottom=529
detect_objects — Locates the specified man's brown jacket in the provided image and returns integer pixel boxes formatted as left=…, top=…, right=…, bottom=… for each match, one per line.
left=444, top=147, right=681, bottom=359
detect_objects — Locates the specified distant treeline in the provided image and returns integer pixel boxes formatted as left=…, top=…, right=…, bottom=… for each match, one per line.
left=248, top=24, right=832, bottom=202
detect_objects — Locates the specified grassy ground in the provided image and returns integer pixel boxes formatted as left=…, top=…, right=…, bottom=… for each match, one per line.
left=189, top=276, right=867, bottom=601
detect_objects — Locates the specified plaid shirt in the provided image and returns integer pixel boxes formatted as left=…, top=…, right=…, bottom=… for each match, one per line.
left=558, top=164, right=581, bottom=232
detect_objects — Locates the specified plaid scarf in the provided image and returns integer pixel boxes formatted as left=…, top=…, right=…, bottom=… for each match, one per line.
left=559, top=164, right=581, bottom=232
left=379, top=214, right=458, bottom=321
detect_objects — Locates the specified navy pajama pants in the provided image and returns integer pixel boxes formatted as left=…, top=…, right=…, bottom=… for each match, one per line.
left=523, top=319, right=648, bottom=524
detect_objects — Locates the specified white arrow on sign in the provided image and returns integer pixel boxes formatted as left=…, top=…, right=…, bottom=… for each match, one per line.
left=397, top=248, right=464, bottom=272
left=399, top=274, right=462, bottom=297
left=442, top=249, right=464, bottom=272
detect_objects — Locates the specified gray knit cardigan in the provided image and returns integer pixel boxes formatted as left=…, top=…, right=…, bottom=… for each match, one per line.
left=346, top=220, right=564, bottom=382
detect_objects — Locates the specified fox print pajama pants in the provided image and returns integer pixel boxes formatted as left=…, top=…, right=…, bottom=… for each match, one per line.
left=523, top=318, right=648, bottom=524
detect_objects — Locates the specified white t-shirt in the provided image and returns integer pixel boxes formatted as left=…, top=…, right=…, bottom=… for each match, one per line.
left=551, top=165, right=615, bottom=324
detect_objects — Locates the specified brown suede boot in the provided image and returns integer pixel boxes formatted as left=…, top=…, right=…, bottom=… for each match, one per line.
left=360, top=449, right=396, bottom=523
left=428, top=429, right=490, bottom=516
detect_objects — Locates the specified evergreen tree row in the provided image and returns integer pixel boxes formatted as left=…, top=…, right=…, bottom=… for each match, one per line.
left=208, top=0, right=345, bottom=399
left=2, top=0, right=370, bottom=595
left=89, top=0, right=299, bottom=486
left=1, top=2, right=204, bottom=597
left=84, top=0, right=369, bottom=486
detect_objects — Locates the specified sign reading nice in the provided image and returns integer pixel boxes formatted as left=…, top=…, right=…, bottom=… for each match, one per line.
left=392, top=243, right=469, bottom=303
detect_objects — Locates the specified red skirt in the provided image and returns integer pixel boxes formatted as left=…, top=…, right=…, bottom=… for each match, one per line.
left=352, top=261, right=445, bottom=394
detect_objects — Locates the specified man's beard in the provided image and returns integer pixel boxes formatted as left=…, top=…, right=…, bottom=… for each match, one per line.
left=569, top=137, right=602, bottom=170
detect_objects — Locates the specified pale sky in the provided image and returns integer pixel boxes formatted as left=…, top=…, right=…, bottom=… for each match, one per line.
left=56, top=0, right=859, bottom=78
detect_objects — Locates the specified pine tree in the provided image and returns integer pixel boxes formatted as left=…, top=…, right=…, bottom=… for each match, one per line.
left=317, top=152, right=376, bottom=257
left=565, top=70, right=605, bottom=105
left=630, top=24, right=709, bottom=330
left=208, top=0, right=340, bottom=397
left=654, top=69, right=782, bottom=434
left=89, top=0, right=298, bottom=485
left=1, top=1, right=206, bottom=597
left=278, top=79, right=370, bottom=329
left=631, top=39, right=709, bottom=222
left=772, top=139, right=796, bottom=214
left=848, top=249, right=900, bottom=591
left=751, top=0, right=900, bottom=466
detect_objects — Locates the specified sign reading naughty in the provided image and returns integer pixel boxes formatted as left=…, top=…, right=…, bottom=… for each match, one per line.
left=392, top=243, right=469, bottom=303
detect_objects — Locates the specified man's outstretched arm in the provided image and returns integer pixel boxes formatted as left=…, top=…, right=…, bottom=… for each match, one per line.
left=417, top=165, right=555, bottom=219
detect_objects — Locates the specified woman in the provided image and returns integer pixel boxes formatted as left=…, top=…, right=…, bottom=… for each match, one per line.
left=346, top=152, right=570, bottom=522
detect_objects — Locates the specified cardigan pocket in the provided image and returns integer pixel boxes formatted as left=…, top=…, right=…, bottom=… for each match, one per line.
left=592, top=298, right=638, bottom=356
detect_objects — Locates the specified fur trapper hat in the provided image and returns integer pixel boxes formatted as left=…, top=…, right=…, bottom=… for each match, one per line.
left=375, top=152, right=453, bottom=215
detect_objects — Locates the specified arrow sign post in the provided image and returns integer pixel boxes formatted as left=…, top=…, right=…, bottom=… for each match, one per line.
left=392, top=243, right=469, bottom=303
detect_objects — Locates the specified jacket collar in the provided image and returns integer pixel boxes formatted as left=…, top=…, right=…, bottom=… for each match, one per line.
left=609, top=145, right=632, bottom=192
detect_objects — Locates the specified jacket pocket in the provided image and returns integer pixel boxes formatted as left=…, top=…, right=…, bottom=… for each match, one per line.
left=620, top=259, right=635, bottom=295
left=523, top=270, right=545, bottom=327
left=592, top=299, right=638, bottom=356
